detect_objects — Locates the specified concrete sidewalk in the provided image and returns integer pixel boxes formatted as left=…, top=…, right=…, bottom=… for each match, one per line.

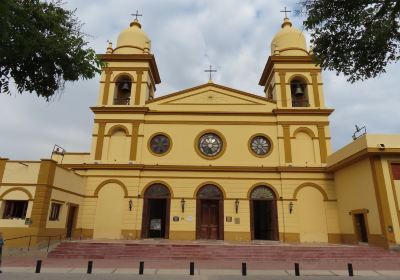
left=1, top=267, right=400, bottom=277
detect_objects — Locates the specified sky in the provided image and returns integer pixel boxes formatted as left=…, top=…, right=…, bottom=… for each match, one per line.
left=1, top=0, right=399, bottom=160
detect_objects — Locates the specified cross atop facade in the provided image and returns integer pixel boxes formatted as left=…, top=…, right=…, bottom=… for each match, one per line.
left=280, top=6, right=291, bottom=18
left=204, top=65, right=217, bottom=81
left=131, top=10, right=143, bottom=21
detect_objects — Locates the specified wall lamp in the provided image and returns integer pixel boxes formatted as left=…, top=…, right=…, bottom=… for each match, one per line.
left=129, top=199, right=133, bottom=211
left=235, top=199, right=240, bottom=214
left=181, top=198, right=186, bottom=213
left=289, top=202, right=294, bottom=214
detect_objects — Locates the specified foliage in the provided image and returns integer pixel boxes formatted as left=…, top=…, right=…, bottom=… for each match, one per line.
left=0, top=0, right=101, bottom=100
left=298, top=0, right=400, bottom=82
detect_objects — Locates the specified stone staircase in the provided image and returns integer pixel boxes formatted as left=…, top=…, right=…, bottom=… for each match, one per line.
left=47, top=241, right=400, bottom=262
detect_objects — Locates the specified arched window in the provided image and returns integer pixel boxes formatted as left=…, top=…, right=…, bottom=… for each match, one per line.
left=114, top=75, right=132, bottom=105
left=144, top=184, right=171, bottom=198
left=197, top=184, right=223, bottom=199
left=290, top=79, right=309, bottom=107
left=250, top=186, right=275, bottom=200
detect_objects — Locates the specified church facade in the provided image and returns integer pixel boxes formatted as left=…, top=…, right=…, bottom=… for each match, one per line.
left=1, top=17, right=400, bottom=249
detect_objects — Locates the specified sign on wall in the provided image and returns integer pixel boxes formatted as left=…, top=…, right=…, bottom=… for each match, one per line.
left=150, top=219, right=161, bottom=230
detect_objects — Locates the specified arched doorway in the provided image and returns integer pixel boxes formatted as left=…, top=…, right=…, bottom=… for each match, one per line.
left=93, top=182, right=125, bottom=239
left=196, top=184, right=224, bottom=240
left=297, top=186, right=328, bottom=242
left=250, top=186, right=278, bottom=240
left=141, top=183, right=171, bottom=239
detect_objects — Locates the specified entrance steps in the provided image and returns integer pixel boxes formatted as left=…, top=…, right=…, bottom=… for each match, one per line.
left=47, top=240, right=400, bottom=261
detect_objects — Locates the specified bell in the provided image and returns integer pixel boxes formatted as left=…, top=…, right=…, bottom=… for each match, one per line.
left=294, top=84, right=304, bottom=96
left=118, top=81, right=131, bottom=93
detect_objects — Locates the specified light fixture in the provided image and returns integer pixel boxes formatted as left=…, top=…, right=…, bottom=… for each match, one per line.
left=129, top=199, right=133, bottom=211
left=235, top=199, right=240, bottom=214
left=181, top=198, right=186, bottom=213
left=289, top=202, right=294, bottom=214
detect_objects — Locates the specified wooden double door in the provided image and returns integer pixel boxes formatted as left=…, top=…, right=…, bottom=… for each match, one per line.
left=197, top=199, right=223, bottom=240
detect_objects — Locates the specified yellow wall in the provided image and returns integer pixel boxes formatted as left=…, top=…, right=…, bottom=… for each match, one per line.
left=2, top=162, right=41, bottom=184
left=297, top=187, right=328, bottom=242
left=334, top=158, right=381, bottom=235
left=93, top=182, right=124, bottom=238
left=380, top=157, right=400, bottom=243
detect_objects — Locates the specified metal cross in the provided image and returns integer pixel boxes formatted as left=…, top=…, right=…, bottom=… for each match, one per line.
left=204, top=65, right=217, bottom=81
left=280, top=6, right=291, bottom=18
left=131, top=10, right=143, bottom=20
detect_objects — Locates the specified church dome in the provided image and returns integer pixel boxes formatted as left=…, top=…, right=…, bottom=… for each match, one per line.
left=114, top=20, right=151, bottom=54
left=271, top=18, right=308, bottom=56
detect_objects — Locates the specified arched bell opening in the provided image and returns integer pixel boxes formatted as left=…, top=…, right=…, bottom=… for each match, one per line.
left=249, top=186, right=279, bottom=240
left=196, top=184, right=224, bottom=240
left=114, top=75, right=132, bottom=105
left=290, top=79, right=309, bottom=107
left=141, top=183, right=171, bottom=239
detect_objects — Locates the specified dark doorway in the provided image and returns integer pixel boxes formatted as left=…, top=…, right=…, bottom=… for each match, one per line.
left=141, top=184, right=171, bottom=239
left=354, top=213, right=368, bottom=243
left=196, top=184, right=224, bottom=240
left=253, top=200, right=276, bottom=240
left=250, top=186, right=278, bottom=240
left=147, top=199, right=167, bottom=238
left=66, top=205, right=78, bottom=238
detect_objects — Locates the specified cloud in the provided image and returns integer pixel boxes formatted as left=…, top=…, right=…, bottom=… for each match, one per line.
left=0, top=0, right=399, bottom=159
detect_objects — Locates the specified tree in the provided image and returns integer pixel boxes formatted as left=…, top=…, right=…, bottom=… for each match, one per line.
left=299, top=0, right=400, bottom=82
left=0, top=0, right=101, bottom=100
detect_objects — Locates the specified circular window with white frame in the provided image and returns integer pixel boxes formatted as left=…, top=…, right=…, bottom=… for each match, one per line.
left=196, top=131, right=226, bottom=159
left=249, top=134, right=272, bottom=157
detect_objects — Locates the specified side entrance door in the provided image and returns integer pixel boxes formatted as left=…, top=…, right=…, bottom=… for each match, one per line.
left=66, top=205, right=77, bottom=238
left=354, top=213, right=368, bottom=243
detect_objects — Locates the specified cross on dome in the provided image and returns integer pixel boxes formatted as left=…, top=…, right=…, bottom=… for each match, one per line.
left=131, top=10, right=143, bottom=21
left=280, top=6, right=291, bottom=18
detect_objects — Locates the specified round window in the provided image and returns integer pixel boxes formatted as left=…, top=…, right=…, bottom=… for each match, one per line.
left=250, top=135, right=271, bottom=156
left=199, top=133, right=223, bottom=157
left=149, top=134, right=171, bottom=155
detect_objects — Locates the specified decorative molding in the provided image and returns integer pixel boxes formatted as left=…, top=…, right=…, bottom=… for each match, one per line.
left=259, top=56, right=320, bottom=86
left=91, top=107, right=149, bottom=114
left=278, top=72, right=287, bottom=107
left=292, top=182, right=329, bottom=201
left=283, top=125, right=292, bottom=163
left=370, top=156, right=395, bottom=246
left=99, top=54, right=161, bottom=84
left=94, top=179, right=129, bottom=197
left=317, top=126, right=328, bottom=163
left=60, top=163, right=327, bottom=173
left=310, top=72, right=321, bottom=107
left=101, top=70, right=112, bottom=105
left=0, top=187, right=34, bottom=200
left=129, top=124, right=140, bottom=161
left=147, top=82, right=271, bottom=104
left=95, top=123, right=106, bottom=160
left=134, top=70, right=143, bottom=105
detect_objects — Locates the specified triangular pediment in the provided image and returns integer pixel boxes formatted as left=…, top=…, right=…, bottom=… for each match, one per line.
left=148, top=83, right=274, bottom=108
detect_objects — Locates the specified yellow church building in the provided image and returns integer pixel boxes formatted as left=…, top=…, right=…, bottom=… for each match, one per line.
left=1, top=16, right=400, bottom=249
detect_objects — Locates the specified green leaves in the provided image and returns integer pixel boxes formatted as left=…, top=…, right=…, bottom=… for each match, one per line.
left=299, top=0, right=400, bottom=82
left=0, top=0, right=101, bottom=100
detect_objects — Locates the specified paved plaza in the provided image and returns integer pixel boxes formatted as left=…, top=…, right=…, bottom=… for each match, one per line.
left=1, top=271, right=400, bottom=280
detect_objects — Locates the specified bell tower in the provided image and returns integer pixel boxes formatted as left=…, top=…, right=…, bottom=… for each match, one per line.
left=89, top=16, right=161, bottom=163
left=259, top=17, right=324, bottom=109
left=259, top=16, right=333, bottom=166
left=97, top=17, right=161, bottom=107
